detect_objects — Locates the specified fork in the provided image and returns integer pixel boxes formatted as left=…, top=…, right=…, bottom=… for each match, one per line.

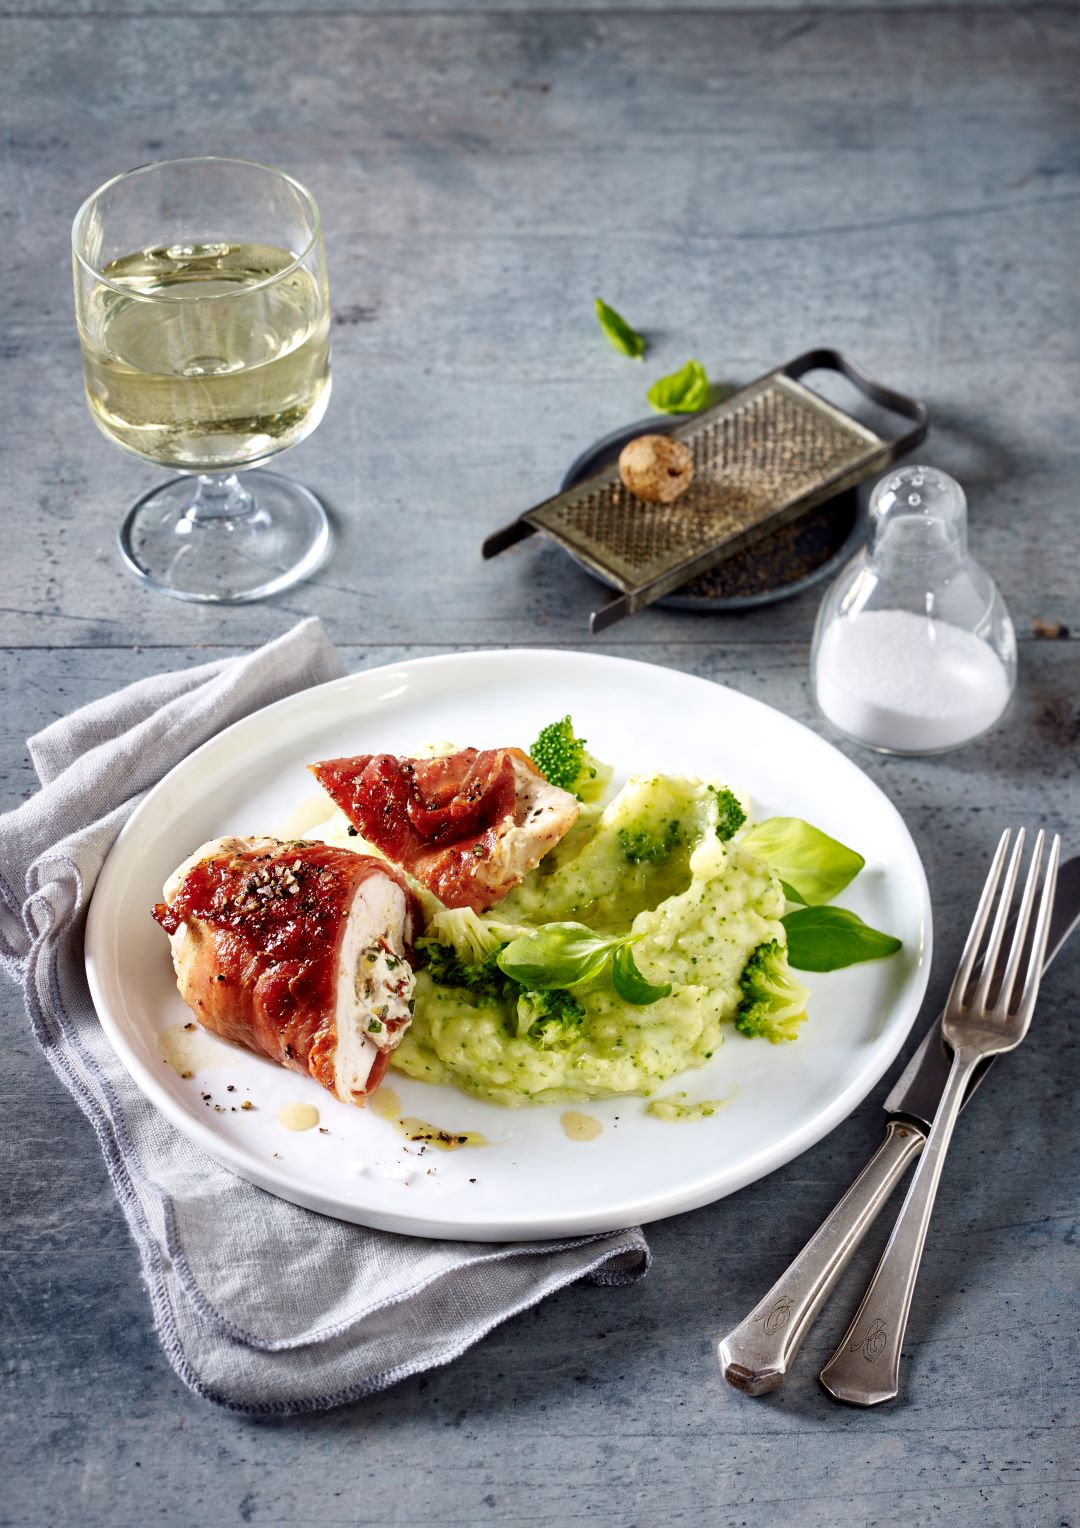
left=818, top=827, right=1061, bottom=1406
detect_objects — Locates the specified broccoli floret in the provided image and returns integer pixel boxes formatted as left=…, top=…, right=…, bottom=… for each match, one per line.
left=427, top=905, right=524, bottom=963
left=709, top=785, right=746, bottom=843
left=419, top=932, right=587, bottom=1049
left=421, top=934, right=586, bottom=1044
left=529, top=715, right=583, bottom=792
left=618, top=818, right=683, bottom=865
left=529, top=716, right=612, bottom=802
left=735, top=940, right=810, bottom=1042
left=418, top=940, right=510, bottom=1003
left=516, top=987, right=586, bottom=1049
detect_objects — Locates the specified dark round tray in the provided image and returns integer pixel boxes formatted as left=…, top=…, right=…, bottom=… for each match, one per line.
left=560, top=417, right=864, bottom=612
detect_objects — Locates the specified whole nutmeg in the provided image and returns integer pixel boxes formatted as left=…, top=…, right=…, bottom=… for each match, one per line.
left=618, top=434, right=694, bottom=505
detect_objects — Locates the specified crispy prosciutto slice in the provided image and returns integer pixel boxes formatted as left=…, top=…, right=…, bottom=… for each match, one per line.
left=309, top=747, right=580, bottom=912
left=152, top=836, right=421, bottom=1105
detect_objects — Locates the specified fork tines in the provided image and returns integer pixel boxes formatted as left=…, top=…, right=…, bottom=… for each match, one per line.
left=951, top=828, right=1061, bottom=1027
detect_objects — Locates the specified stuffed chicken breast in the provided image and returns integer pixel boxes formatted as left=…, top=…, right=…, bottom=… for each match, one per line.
left=308, top=747, right=579, bottom=912
left=152, top=836, right=421, bottom=1104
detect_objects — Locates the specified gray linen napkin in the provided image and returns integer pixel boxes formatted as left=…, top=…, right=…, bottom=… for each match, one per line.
left=0, top=619, right=649, bottom=1414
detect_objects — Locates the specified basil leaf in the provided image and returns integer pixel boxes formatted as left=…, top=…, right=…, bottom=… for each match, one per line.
left=497, top=922, right=624, bottom=990
left=780, top=880, right=807, bottom=906
left=741, top=817, right=864, bottom=906
left=782, top=906, right=902, bottom=972
left=595, top=298, right=645, bottom=360
left=611, top=944, right=672, bottom=1005
left=646, top=358, right=710, bottom=415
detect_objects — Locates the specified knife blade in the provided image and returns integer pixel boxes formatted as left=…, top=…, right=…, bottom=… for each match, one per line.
left=885, top=853, right=1080, bottom=1126
left=718, top=854, right=1080, bottom=1396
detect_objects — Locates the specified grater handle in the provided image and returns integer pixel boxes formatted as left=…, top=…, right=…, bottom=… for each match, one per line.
left=482, top=518, right=538, bottom=558
left=782, top=349, right=929, bottom=459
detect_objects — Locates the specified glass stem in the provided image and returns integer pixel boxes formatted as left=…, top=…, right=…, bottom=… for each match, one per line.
left=186, top=472, right=258, bottom=525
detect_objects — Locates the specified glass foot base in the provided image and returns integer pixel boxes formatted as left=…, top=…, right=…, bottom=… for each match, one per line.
left=118, top=469, right=331, bottom=603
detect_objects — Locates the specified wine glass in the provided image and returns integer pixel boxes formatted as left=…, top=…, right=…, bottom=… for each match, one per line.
left=72, top=157, right=332, bottom=603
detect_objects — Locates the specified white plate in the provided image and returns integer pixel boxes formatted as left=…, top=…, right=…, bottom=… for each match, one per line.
left=86, top=650, right=931, bottom=1241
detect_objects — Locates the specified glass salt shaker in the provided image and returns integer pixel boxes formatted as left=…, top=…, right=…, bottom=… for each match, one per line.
left=810, top=465, right=1016, bottom=755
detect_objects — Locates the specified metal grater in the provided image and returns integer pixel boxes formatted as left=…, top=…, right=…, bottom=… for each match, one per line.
left=483, top=349, right=928, bottom=632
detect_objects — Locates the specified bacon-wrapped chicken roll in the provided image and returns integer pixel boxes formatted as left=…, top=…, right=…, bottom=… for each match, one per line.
left=309, top=746, right=579, bottom=912
left=152, top=836, right=421, bottom=1104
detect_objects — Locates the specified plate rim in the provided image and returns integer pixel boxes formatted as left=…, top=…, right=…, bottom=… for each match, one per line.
left=85, top=647, right=933, bottom=1240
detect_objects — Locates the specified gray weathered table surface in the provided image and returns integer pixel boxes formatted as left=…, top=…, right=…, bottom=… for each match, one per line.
left=2, top=2, right=1078, bottom=1524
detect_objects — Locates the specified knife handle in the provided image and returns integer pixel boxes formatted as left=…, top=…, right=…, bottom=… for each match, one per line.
left=717, top=1118, right=926, bottom=1395
left=818, top=1052, right=977, bottom=1406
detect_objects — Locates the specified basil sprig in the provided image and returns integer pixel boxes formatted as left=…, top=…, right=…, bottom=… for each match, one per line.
left=782, top=906, right=902, bottom=972
left=740, top=817, right=864, bottom=907
left=646, top=358, right=710, bottom=414
left=595, top=298, right=646, bottom=360
left=497, top=922, right=670, bottom=1006
left=737, top=813, right=901, bottom=972
left=611, top=943, right=672, bottom=1004
left=497, top=923, right=617, bottom=989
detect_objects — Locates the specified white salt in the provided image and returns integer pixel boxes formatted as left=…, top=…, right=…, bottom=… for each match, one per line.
left=815, top=608, right=1011, bottom=753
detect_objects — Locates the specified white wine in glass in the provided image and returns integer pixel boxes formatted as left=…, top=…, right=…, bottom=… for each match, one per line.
left=73, top=159, right=333, bottom=603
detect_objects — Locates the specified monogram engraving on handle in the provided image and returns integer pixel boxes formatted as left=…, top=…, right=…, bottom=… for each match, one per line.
left=850, top=1318, right=888, bottom=1364
left=754, top=1295, right=793, bottom=1337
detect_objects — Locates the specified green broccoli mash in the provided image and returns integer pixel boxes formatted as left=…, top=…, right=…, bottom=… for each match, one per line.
left=379, top=774, right=798, bottom=1107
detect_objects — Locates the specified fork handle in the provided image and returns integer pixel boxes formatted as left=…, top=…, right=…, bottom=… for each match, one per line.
left=819, top=1048, right=979, bottom=1405
left=717, top=1118, right=926, bottom=1394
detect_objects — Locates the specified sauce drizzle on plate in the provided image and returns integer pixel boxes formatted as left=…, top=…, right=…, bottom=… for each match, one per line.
left=561, top=1110, right=603, bottom=1142
left=277, top=1102, right=320, bottom=1132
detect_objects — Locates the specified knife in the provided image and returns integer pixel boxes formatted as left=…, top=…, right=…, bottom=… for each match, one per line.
left=717, top=855, right=1080, bottom=1397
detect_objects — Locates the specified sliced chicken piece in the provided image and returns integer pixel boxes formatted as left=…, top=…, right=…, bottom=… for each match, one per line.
left=308, top=747, right=579, bottom=912
left=152, top=835, right=421, bottom=1105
